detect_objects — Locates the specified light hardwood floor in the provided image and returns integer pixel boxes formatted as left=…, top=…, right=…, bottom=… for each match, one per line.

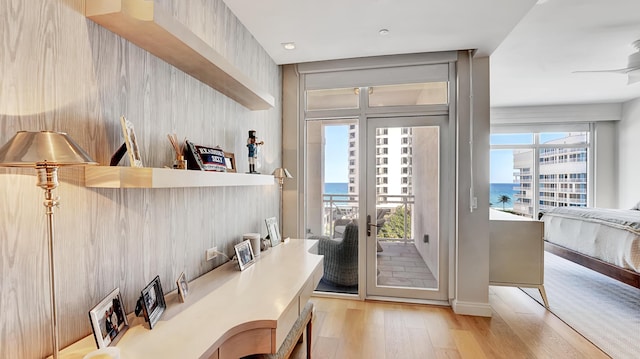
left=290, top=286, right=608, bottom=359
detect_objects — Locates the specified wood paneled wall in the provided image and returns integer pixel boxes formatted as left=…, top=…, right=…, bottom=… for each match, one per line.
left=0, top=1, right=281, bottom=357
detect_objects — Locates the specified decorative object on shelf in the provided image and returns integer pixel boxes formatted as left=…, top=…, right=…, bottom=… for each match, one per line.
left=184, top=140, right=226, bottom=172
left=136, top=275, right=166, bottom=330
left=176, top=272, right=189, bottom=303
left=272, top=167, right=293, bottom=235
left=119, top=116, right=143, bottom=167
left=0, top=130, right=97, bottom=359
left=265, top=217, right=282, bottom=247
left=234, top=240, right=256, bottom=271
left=243, top=233, right=262, bottom=257
left=224, top=151, right=236, bottom=173
left=246, top=130, right=264, bottom=174
left=88, top=288, right=129, bottom=349
left=261, top=237, right=270, bottom=252
left=167, top=133, right=187, bottom=169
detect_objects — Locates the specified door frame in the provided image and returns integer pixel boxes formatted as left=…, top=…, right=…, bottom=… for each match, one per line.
left=360, top=115, right=452, bottom=303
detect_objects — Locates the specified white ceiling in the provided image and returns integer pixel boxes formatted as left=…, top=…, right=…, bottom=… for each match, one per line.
left=223, top=0, right=640, bottom=107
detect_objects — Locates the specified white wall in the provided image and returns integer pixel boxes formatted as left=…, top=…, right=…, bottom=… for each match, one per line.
left=413, top=126, right=440, bottom=276
left=594, top=121, right=618, bottom=208
left=0, top=1, right=281, bottom=357
left=452, top=54, right=492, bottom=316
left=618, top=98, right=640, bottom=208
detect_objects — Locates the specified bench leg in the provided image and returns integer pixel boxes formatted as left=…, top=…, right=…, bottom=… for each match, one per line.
left=306, top=313, right=313, bottom=359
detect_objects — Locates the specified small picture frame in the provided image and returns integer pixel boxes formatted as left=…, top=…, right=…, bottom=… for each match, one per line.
left=234, top=240, right=256, bottom=271
left=120, top=115, right=143, bottom=168
left=88, top=288, right=128, bottom=349
left=140, top=276, right=166, bottom=329
left=224, top=152, right=236, bottom=173
left=176, top=272, right=189, bottom=303
left=265, top=217, right=281, bottom=247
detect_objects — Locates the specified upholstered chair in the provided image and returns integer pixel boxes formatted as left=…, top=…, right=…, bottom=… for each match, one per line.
left=311, top=223, right=359, bottom=287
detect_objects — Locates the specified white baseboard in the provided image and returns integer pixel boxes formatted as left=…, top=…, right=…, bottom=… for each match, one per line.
left=451, top=299, right=492, bottom=317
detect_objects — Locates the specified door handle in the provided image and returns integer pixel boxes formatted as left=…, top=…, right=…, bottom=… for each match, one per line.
left=367, top=214, right=381, bottom=236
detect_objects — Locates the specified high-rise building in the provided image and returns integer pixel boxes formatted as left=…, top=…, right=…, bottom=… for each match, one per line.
left=512, top=133, right=588, bottom=217
left=348, top=125, right=413, bottom=198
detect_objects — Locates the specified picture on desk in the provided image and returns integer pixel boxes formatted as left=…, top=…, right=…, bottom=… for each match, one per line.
left=88, top=288, right=129, bottom=349
left=265, top=217, right=281, bottom=247
left=176, top=272, right=189, bottom=303
left=120, top=115, right=143, bottom=168
left=235, top=240, right=256, bottom=271
left=140, top=275, right=166, bottom=330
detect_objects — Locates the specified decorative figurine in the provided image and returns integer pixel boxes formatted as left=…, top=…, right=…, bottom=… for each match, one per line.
left=246, top=130, right=264, bottom=174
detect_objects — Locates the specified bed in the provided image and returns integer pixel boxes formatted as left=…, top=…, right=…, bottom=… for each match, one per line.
left=541, top=206, right=640, bottom=288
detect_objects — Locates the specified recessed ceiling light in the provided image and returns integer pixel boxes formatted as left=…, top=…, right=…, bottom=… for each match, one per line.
left=379, top=29, right=390, bottom=36
left=282, top=42, right=296, bottom=50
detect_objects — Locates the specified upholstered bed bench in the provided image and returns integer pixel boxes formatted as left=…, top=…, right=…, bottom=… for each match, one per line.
left=245, top=301, right=314, bottom=359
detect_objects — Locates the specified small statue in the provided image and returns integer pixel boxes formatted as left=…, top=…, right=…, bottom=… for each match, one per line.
left=247, top=130, right=264, bottom=173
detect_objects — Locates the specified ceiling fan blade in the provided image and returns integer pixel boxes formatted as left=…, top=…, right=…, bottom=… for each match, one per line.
left=572, top=68, right=631, bottom=74
left=628, top=70, right=640, bottom=85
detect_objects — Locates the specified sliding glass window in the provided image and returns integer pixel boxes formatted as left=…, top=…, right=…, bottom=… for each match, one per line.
left=490, top=125, right=591, bottom=219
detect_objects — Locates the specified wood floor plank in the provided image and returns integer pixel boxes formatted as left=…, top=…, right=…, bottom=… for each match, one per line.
left=489, top=286, right=608, bottom=359
left=406, top=327, right=437, bottom=358
left=434, top=348, right=463, bottom=359
left=425, top=309, right=459, bottom=350
left=299, top=287, right=607, bottom=359
left=335, top=308, right=365, bottom=358
left=451, top=329, right=488, bottom=359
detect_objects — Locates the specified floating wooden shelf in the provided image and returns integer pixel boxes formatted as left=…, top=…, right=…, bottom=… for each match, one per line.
left=85, top=0, right=275, bottom=110
left=84, top=166, right=274, bottom=188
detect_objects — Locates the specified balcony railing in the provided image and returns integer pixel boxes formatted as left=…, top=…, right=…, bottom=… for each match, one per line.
left=322, top=193, right=415, bottom=244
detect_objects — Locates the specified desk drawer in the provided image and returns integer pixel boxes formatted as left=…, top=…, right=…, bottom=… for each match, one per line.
left=275, top=299, right=299, bottom=349
left=218, top=328, right=272, bottom=359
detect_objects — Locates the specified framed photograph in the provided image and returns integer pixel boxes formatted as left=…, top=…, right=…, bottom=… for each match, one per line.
left=120, top=115, right=143, bottom=168
left=234, top=240, right=256, bottom=271
left=140, top=275, right=166, bottom=329
left=265, top=217, right=281, bottom=247
left=176, top=272, right=189, bottom=303
left=184, top=140, right=226, bottom=171
left=88, top=288, right=128, bottom=349
left=224, top=152, right=236, bottom=173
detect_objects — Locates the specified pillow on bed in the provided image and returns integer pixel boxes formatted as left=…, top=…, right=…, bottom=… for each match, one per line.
left=632, top=201, right=640, bottom=210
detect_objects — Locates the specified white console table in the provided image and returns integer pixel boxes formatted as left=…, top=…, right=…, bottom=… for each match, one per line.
left=57, top=239, right=323, bottom=358
left=489, top=209, right=549, bottom=308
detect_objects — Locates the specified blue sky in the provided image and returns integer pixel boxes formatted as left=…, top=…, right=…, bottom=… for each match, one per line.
left=489, top=132, right=567, bottom=183
left=324, top=125, right=349, bottom=183
left=324, top=128, right=570, bottom=184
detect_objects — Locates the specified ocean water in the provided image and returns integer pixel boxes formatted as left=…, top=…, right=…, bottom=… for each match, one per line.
left=325, top=182, right=516, bottom=208
left=325, top=182, right=348, bottom=194
left=490, top=183, right=517, bottom=209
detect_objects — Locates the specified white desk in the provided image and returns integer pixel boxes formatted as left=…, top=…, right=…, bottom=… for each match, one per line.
left=58, top=239, right=323, bottom=359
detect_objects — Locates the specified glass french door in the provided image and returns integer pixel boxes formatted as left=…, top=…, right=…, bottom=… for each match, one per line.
left=365, top=116, right=449, bottom=301
left=305, top=118, right=360, bottom=295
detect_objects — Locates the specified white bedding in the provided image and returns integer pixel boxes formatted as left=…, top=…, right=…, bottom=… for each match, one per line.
left=543, top=209, right=640, bottom=273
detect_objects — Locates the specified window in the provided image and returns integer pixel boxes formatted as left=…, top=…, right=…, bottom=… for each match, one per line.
left=368, top=82, right=448, bottom=107
left=490, top=127, right=591, bottom=218
left=306, top=87, right=359, bottom=111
